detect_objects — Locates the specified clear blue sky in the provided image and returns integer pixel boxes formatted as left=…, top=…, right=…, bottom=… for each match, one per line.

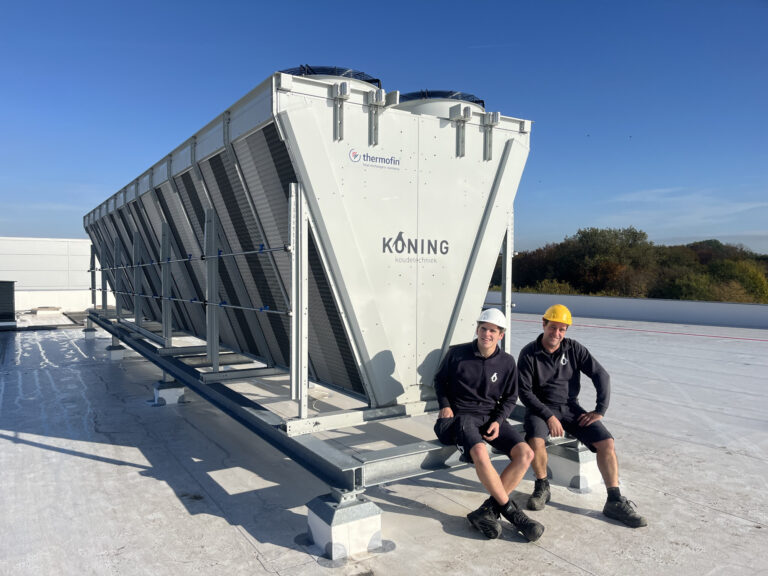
left=1, top=0, right=766, bottom=253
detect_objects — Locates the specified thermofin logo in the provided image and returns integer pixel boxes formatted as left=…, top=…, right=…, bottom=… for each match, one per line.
left=348, top=148, right=401, bottom=169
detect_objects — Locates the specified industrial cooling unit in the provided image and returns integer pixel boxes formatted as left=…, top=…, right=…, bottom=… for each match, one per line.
left=84, top=65, right=531, bottom=494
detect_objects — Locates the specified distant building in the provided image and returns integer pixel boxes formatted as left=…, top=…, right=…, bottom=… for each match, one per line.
left=0, top=237, right=110, bottom=312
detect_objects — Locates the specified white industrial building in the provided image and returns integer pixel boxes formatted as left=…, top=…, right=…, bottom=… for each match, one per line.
left=0, top=236, right=112, bottom=313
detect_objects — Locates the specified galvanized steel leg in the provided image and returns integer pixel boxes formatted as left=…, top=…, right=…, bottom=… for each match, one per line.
left=502, top=211, right=514, bottom=355
left=90, top=245, right=97, bottom=309
left=161, top=223, right=172, bottom=348
left=101, top=256, right=108, bottom=312
left=133, top=235, right=143, bottom=329
left=204, top=209, right=220, bottom=373
left=114, top=238, right=122, bottom=320
left=290, top=183, right=309, bottom=418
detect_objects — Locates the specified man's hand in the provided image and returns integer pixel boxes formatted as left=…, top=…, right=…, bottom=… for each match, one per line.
left=483, top=421, right=500, bottom=441
left=438, top=406, right=454, bottom=419
left=547, top=415, right=564, bottom=437
left=577, top=411, right=603, bottom=427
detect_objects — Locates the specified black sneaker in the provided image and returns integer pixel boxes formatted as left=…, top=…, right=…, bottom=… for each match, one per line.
left=500, top=502, right=545, bottom=542
left=467, top=497, right=502, bottom=539
left=527, top=479, right=551, bottom=511
left=603, top=496, right=647, bottom=528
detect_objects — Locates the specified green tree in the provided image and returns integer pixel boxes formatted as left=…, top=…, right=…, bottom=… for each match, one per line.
left=709, top=259, right=768, bottom=303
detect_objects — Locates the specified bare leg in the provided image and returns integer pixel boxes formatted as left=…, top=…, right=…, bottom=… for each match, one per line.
left=528, top=437, right=549, bottom=479
left=500, top=442, right=534, bottom=493
left=593, top=438, right=619, bottom=488
left=470, top=444, right=508, bottom=504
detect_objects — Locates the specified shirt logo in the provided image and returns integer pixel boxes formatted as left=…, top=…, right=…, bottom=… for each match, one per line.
left=560, top=355, right=568, bottom=366
left=491, top=372, right=498, bottom=383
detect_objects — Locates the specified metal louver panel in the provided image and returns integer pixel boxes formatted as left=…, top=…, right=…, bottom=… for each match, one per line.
left=151, top=183, right=208, bottom=338
left=199, top=151, right=289, bottom=365
left=234, top=123, right=363, bottom=395
left=173, top=170, right=261, bottom=358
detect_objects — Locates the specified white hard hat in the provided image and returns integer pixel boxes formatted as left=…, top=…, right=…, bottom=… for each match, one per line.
left=477, top=308, right=507, bottom=330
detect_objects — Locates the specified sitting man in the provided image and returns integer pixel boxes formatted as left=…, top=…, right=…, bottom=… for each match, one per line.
left=517, top=304, right=647, bottom=527
left=434, top=308, right=544, bottom=542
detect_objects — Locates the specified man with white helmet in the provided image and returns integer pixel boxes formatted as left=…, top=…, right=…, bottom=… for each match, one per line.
left=434, top=308, right=544, bottom=542
left=518, top=304, right=647, bottom=528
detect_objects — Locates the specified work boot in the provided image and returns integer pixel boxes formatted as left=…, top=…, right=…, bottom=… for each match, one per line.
left=467, top=497, right=502, bottom=539
left=603, top=496, right=648, bottom=528
left=527, top=479, right=551, bottom=511
left=499, top=500, right=545, bottom=542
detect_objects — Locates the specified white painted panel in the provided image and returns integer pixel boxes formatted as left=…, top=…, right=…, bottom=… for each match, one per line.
left=0, top=238, right=94, bottom=290
left=0, top=254, right=69, bottom=271
left=153, top=160, right=169, bottom=185
left=230, top=85, right=273, bottom=141
left=139, top=173, right=151, bottom=194
left=278, top=87, right=532, bottom=406
left=197, top=120, right=224, bottom=160
left=0, top=238, right=70, bottom=255
left=486, top=291, right=768, bottom=331
left=172, top=144, right=192, bottom=175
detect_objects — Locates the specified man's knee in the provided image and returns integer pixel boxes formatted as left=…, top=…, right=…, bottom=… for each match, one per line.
left=469, top=443, right=489, bottom=462
left=510, top=442, right=534, bottom=465
left=593, top=437, right=615, bottom=454
left=528, top=437, right=547, bottom=454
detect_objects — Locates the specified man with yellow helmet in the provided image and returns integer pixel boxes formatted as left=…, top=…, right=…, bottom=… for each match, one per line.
left=517, top=304, right=647, bottom=528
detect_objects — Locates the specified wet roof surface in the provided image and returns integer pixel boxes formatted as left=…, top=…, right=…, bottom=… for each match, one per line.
left=1, top=313, right=766, bottom=575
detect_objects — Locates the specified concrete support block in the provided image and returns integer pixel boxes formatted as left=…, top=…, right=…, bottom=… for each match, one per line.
left=106, top=344, right=125, bottom=361
left=83, top=327, right=97, bottom=340
left=152, top=380, right=186, bottom=406
left=547, top=442, right=602, bottom=492
left=523, top=440, right=602, bottom=492
left=307, top=494, right=382, bottom=560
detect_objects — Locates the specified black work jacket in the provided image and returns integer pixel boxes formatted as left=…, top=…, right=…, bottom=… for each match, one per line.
left=517, top=335, right=610, bottom=421
left=434, top=341, right=518, bottom=424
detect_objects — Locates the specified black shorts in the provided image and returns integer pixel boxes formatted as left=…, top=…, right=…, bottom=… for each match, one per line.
left=434, top=414, right=525, bottom=458
left=524, top=403, right=612, bottom=452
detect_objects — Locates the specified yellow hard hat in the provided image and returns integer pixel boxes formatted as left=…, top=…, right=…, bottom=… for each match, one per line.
left=542, top=304, right=572, bottom=326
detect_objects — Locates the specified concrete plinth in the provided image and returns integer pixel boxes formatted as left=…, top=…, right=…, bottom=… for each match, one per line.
left=307, top=493, right=382, bottom=560
left=83, top=327, right=97, bottom=340
left=152, top=381, right=186, bottom=406
left=106, top=344, right=125, bottom=361
left=546, top=441, right=602, bottom=492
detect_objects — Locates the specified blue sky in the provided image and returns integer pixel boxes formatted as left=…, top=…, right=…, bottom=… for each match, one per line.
left=1, top=0, right=766, bottom=253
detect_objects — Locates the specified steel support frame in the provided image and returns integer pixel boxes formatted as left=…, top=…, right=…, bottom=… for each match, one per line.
left=87, top=309, right=464, bottom=495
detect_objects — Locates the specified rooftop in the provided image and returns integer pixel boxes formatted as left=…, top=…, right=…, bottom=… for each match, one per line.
left=1, top=312, right=766, bottom=575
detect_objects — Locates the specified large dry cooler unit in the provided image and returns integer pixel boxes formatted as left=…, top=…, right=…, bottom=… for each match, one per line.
left=84, top=65, right=531, bottom=492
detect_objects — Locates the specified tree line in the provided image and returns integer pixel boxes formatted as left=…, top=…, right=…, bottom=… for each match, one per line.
left=492, top=227, right=768, bottom=304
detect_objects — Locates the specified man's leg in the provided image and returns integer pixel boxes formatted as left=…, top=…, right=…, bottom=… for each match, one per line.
left=500, top=442, right=534, bottom=493
left=470, top=443, right=509, bottom=504
left=466, top=443, right=505, bottom=539
left=526, top=437, right=551, bottom=510
left=594, top=437, right=619, bottom=487
left=528, top=437, right=549, bottom=480
left=467, top=441, right=544, bottom=542
left=592, top=438, right=647, bottom=528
